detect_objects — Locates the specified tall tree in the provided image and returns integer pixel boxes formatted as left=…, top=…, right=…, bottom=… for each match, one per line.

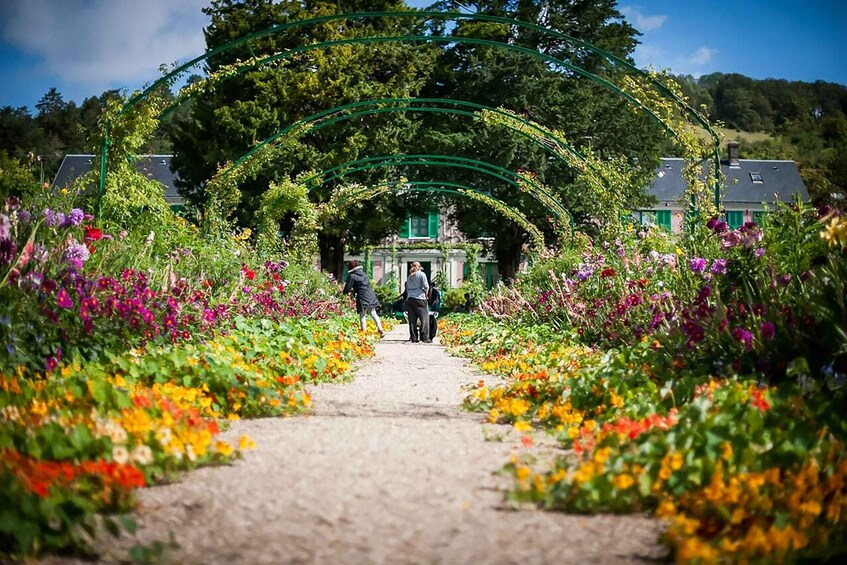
left=420, top=0, right=666, bottom=279
left=171, top=0, right=438, bottom=278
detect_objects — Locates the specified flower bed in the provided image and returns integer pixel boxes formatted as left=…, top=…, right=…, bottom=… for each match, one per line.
left=442, top=204, right=847, bottom=562
left=1, top=195, right=378, bottom=557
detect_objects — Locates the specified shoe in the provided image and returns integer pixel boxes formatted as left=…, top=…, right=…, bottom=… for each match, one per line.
left=410, top=339, right=419, bottom=343
left=378, top=330, right=385, bottom=338
left=422, top=340, right=432, bottom=344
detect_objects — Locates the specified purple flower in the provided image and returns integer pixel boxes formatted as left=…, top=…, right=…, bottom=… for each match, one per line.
left=66, top=208, right=85, bottom=227
left=760, top=322, right=775, bottom=341
left=18, top=210, right=31, bottom=224
left=754, top=248, right=765, bottom=258
left=778, top=273, right=792, bottom=286
left=0, top=214, right=10, bottom=239
left=689, top=257, right=707, bottom=273
left=56, top=289, right=73, bottom=309
left=0, top=237, right=16, bottom=266
left=731, top=327, right=754, bottom=351
left=44, top=208, right=64, bottom=228
left=45, top=356, right=59, bottom=371
left=710, top=258, right=728, bottom=275
left=62, top=243, right=90, bottom=266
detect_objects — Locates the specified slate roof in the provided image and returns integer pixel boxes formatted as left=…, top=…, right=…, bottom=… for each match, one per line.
left=646, top=158, right=810, bottom=206
left=52, top=154, right=184, bottom=204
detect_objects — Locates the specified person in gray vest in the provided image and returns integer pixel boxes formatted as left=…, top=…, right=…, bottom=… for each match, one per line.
left=343, top=260, right=385, bottom=337
left=405, top=261, right=430, bottom=343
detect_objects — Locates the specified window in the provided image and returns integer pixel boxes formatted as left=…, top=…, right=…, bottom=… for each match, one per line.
left=752, top=211, right=765, bottom=225
left=410, top=215, right=429, bottom=237
left=727, top=211, right=744, bottom=229
left=750, top=172, right=764, bottom=184
left=640, top=210, right=671, bottom=231
left=399, top=211, right=439, bottom=239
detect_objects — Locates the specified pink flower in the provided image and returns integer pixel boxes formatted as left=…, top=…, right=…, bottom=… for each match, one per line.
left=56, top=289, right=73, bottom=309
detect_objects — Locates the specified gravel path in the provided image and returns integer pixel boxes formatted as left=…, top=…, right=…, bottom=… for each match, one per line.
left=86, top=322, right=667, bottom=564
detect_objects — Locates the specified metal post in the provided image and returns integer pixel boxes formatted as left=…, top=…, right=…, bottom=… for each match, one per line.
left=96, top=127, right=110, bottom=224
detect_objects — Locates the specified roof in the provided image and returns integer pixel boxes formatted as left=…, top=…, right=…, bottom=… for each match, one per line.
left=52, top=154, right=184, bottom=203
left=646, top=158, right=810, bottom=205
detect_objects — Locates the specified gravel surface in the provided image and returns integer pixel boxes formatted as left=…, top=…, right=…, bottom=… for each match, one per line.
left=76, top=323, right=667, bottom=564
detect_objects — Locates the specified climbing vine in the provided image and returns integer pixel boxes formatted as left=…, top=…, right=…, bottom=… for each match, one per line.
left=256, top=174, right=319, bottom=263
left=618, top=72, right=723, bottom=221
left=87, top=91, right=175, bottom=229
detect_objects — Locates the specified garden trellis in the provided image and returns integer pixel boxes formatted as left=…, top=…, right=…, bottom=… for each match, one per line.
left=96, top=9, right=723, bottom=237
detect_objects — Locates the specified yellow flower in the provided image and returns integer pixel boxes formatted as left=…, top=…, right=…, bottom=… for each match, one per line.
left=656, top=500, right=676, bottom=517
left=514, top=421, right=532, bottom=432
left=215, top=441, right=234, bottom=457
left=821, top=216, right=847, bottom=247
left=515, top=465, right=531, bottom=481
left=239, top=435, right=257, bottom=450
left=669, top=451, right=684, bottom=471
left=612, top=473, right=635, bottom=490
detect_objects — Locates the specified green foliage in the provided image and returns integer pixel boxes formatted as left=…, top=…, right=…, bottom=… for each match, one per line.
left=0, top=152, right=40, bottom=199
left=256, top=174, right=319, bottom=263
left=442, top=287, right=468, bottom=312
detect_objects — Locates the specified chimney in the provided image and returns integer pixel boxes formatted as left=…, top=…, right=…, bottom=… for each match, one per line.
left=728, top=141, right=740, bottom=168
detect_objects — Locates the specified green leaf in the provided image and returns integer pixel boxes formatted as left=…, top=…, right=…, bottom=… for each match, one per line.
left=90, top=380, right=109, bottom=405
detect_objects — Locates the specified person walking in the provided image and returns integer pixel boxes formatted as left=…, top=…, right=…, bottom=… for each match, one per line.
left=405, top=261, right=430, bottom=343
left=343, top=260, right=385, bottom=337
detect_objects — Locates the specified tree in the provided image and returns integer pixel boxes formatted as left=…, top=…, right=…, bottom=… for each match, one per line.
left=418, top=0, right=666, bottom=279
left=171, top=0, right=439, bottom=278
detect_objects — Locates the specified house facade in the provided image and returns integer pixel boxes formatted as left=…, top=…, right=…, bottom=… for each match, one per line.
left=634, top=142, right=810, bottom=232
left=345, top=209, right=500, bottom=292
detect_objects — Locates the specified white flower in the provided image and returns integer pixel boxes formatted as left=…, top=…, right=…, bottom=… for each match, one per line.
left=185, top=444, right=197, bottom=462
left=112, top=446, right=129, bottom=465
left=156, top=427, right=173, bottom=446
left=109, top=423, right=128, bottom=445
left=131, top=445, right=154, bottom=466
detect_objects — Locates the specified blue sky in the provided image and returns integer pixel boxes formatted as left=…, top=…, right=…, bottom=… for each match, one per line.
left=0, top=0, right=844, bottom=112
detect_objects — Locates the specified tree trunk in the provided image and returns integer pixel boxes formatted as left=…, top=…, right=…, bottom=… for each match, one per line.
left=318, top=232, right=347, bottom=282
left=494, top=225, right=524, bottom=284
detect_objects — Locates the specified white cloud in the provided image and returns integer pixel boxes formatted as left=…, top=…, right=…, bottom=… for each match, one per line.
left=1, top=0, right=210, bottom=91
left=688, top=46, right=716, bottom=65
left=620, top=6, right=667, bottom=32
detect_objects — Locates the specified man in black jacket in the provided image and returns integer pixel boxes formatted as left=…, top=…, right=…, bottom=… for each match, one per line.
left=342, top=260, right=385, bottom=337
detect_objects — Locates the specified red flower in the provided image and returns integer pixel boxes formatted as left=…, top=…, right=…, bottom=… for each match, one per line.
left=600, top=268, right=617, bottom=278
left=84, top=225, right=103, bottom=242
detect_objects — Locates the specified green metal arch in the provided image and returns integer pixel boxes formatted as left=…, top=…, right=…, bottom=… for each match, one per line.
left=300, top=153, right=574, bottom=230
left=330, top=181, right=545, bottom=251
left=156, top=35, right=669, bottom=132
left=218, top=97, right=590, bottom=182
left=127, top=10, right=715, bottom=137
left=99, top=11, right=722, bottom=216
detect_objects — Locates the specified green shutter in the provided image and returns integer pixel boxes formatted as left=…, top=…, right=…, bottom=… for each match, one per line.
left=368, top=261, right=374, bottom=278
left=752, top=211, right=764, bottom=225
left=657, top=210, right=672, bottom=231
left=399, top=215, right=410, bottom=238
left=727, top=211, right=744, bottom=229
left=428, top=211, right=439, bottom=239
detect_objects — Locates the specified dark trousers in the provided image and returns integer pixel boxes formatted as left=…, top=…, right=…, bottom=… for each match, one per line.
left=405, top=298, right=430, bottom=342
